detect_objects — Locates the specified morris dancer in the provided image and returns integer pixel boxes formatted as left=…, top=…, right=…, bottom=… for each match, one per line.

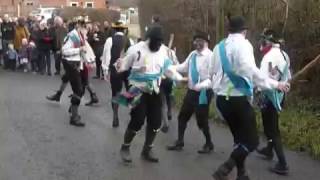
left=167, top=31, right=214, bottom=154
left=101, top=21, right=132, bottom=127
left=116, top=25, right=185, bottom=163
left=256, top=28, right=290, bottom=175
left=211, top=16, right=290, bottom=180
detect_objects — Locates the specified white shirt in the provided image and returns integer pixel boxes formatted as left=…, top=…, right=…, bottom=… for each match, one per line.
left=117, top=41, right=183, bottom=93
left=211, top=33, right=279, bottom=96
left=260, top=44, right=290, bottom=81
left=101, top=32, right=125, bottom=74
left=175, top=47, right=213, bottom=91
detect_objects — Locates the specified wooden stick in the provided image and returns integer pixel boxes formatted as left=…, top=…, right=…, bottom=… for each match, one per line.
left=168, top=33, right=175, bottom=49
left=291, top=53, right=320, bottom=84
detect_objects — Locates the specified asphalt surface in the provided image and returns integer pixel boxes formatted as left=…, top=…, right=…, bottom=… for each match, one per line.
left=0, top=68, right=320, bottom=180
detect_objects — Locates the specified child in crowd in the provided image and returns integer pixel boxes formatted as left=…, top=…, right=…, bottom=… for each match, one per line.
left=19, top=38, right=29, bottom=72
left=6, top=43, right=18, bottom=71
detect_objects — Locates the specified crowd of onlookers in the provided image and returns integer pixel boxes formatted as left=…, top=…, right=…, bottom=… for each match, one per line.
left=0, top=14, right=114, bottom=78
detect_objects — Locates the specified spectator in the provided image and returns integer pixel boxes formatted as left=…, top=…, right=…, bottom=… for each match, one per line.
left=0, top=18, right=3, bottom=66
left=1, top=14, right=16, bottom=67
left=88, top=22, right=106, bottom=79
left=38, top=21, right=54, bottom=76
left=19, top=38, right=29, bottom=72
left=6, top=43, right=18, bottom=71
left=14, top=17, right=30, bottom=50
left=103, top=21, right=113, bottom=38
left=52, top=16, right=67, bottom=75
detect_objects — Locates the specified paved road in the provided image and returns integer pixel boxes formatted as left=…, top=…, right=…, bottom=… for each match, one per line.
left=0, top=69, right=320, bottom=180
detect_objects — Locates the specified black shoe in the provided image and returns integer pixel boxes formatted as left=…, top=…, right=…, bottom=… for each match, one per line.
left=257, top=147, right=274, bottom=160
left=46, top=92, right=61, bottom=102
left=70, top=115, right=85, bottom=127
left=85, top=96, right=99, bottom=106
left=212, top=171, right=228, bottom=180
left=212, top=158, right=236, bottom=180
left=47, top=72, right=52, bottom=76
left=167, top=114, right=172, bottom=121
left=270, top=163, right=289, bottom=175
left=120, top=145, right=132, bottom=163
left=161, top=125, right=169, bottom=133
left=236, top=175, right=250, bottom=180
left=167, top=141, right=184, bottom=151
left=198, top=143, right=214, bottom=154
left=54, top=72, right=60, bottom=75
left=93, top=76, right=100, bottom=79
left=141, top=146, right=159, bottom=163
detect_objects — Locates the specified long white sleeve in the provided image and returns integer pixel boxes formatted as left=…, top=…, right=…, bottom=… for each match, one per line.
left=164, top=66, right=184, bottom=81
left=101, top=37, right=112, bottom=74
left=175, top=54, right=190, bottom=74
left=237, top=42, right=279, bottom=90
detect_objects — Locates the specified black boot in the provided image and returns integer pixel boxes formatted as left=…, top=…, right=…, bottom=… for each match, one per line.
left=85, top=93, right=99, bottom=106
left=198, top=127, right=214, bottom=154
left=120, top=144, right=132, bottom=163
left=112, top=103, right=119, bottom=128
left=167, top=119, right=186, bottom=151
left=198, top=142, right=214, bottom=154
left=141, top=127, right=159, bottom=163
left=212, top=158, right=236, bottom=180
left=257, top=140, right=274, bottom=160
left=69, top=105, right=85, bottom=127
left=161, top=125, right=169, bottom=133
left=167, top=140, right=184, bottom=151
left=270, top=137, right=289, bottom=175
left=46, top=91, right=62, bottom=102
left=270, top=162, right=289, bottom=175
left=141, top=145, right=159, bottom=163
left=120, top=129, right=136, bottom=163
left=236, top=175, right=250, bottom=180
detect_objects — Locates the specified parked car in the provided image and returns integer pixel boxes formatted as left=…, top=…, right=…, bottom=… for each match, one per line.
left=30, top=8, right=57, bottom=22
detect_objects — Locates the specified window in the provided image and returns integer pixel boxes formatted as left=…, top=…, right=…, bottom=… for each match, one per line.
left=70, top=2, right=79, bottom=7
left=85, top=2, right=94, bottom=8
left=26, top=1, right=34, bottom=6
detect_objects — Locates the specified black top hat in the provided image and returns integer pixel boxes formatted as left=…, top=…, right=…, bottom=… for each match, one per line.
left=193, top=30, right=210, bottom=42
left=228, top=16, right=248, bottom=33
left=147, top=25, right=164, bottom=40
left=112, top=21, right=127, bottom=29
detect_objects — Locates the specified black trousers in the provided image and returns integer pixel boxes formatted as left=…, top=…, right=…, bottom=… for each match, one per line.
left=8, top=59, right=16, bottom=71
left=63, top=59, right=83, bottom=105
left=216, top=96, right=259, bottom=172
left=61, top=60, right=89, bottom=88
left=179, top=90, right=213, bottom=130
left=261, top=99, right=287, bottom=165
left=39, top=50, right=51, bottom=74
left=95, top=56, right=103, bottom=78
left=110, top=68, right=129, bottom=97
left=127, top=93, right=162, bottom=132
left=54, top=51, right=62, bottom=73
left=261, top=100, right=280, bottom=140
left=216, top=96, right=259, bottom=151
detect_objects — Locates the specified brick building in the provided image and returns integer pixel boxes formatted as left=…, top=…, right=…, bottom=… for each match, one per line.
left=0, top=0, right=107, bottom=16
